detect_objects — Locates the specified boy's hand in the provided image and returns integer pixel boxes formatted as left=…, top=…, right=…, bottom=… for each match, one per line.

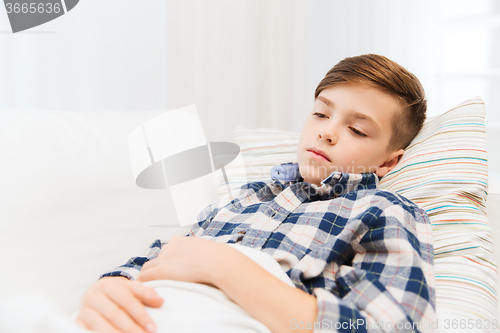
left=137, top=235, right=230, bottom=288
left=74, top=276, right=164, bottom=333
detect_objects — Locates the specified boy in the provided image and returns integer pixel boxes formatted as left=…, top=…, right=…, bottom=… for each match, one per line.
left=75, top=54, right=435, bottom=333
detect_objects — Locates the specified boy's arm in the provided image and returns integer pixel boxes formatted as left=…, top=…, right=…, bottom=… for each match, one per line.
left=75, top=239, right=166, bottom=332
left=99, top=239, right=164, bottom=280
left=210, top=246, right=319, bottom=333
left=137, top=235, right=318, bottom=333
left=76, top=185, right=256, bottom=332
left=138, top=202, right=435, bottom=333
left=75, top=194, right=226, bottom=333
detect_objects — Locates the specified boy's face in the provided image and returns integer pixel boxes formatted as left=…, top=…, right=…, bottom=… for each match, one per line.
left=297, top=83, right=405, bottom=186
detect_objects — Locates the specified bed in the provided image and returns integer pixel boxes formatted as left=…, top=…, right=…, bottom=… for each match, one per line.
left=0, top=96, right=497, bottom=332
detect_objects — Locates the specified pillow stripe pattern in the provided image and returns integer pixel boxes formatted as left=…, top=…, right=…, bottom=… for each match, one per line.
left=217, top=126, right=299, bottom=198
left=379, top=97, right=497, bottom=327
left=218, top=96, right=497, bottom=329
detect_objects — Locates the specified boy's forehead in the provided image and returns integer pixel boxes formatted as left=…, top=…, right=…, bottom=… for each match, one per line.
left=314, top=84, right=401, bottom=137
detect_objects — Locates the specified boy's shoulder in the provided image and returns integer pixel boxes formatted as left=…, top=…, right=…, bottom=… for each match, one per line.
left=216, top=180, right=275, bottom=206
left=361, top=187, right=417, bottom=206
left=346, top=187, right=429, bottom=222
left=234, top=180, right=272, bottom=198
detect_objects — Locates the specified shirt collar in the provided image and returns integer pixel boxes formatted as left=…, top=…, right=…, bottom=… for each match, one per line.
left=270, top=162, right=379, bottom=199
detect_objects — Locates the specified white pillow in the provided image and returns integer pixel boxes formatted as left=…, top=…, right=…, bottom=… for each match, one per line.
left=219, top=96, right=497, bottom=325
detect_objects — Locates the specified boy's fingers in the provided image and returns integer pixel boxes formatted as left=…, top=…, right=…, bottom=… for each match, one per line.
left=87, top=291, right=150, bottom=333
left=77, top=306, right=122, bottom=333
left=136, top=267, right=164, bottom=283
left=130, top=280, right=164, bottom=307
left=103, top=281, right=159, bottom=332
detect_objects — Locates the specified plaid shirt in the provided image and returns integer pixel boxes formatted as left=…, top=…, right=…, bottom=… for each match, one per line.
left=102, top=162, right=436, bottom=333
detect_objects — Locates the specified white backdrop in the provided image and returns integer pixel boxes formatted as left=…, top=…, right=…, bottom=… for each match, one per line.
left=163, top=0, right=442, bottom=142
left=0, top=0, right=498, bottom=183
left=0, top=1, right=492, bottom=134
left=0, top=1, right=167, bottom=112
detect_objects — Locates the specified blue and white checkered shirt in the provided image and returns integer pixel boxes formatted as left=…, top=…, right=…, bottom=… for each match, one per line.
left=102, top=162, right=436, bottom=332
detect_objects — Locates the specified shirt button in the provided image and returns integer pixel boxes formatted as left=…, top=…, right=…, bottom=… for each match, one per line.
left=237, top=230, right=246, bottom=235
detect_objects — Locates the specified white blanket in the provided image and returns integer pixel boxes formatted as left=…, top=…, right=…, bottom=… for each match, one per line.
left=0, top=244, right=295, bottom=333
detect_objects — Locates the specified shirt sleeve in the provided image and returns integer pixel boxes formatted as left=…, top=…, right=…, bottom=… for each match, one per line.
left=312, top=201, right=435, bottom=333
left=99, top=239, right=164, bottom=280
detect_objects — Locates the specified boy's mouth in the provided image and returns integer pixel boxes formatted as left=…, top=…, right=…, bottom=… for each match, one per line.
left=307, top=148, right=331, bottom=162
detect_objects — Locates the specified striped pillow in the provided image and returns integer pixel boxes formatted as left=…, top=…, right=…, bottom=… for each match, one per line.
left=218, top=96, right=497, bottom=327
left=217, top=127, right=300, bottom=198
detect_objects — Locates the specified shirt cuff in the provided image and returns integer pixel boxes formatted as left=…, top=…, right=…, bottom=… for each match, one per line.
left=100, top=270, right=136, bottom=280
left=99, top=239, right=164, bottom=281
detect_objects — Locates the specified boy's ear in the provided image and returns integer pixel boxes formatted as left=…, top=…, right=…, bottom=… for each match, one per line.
left=375, top=149, right=405, bottom=178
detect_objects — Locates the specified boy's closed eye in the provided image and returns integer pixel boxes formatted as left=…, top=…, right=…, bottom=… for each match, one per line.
left=349, top=127, right=367, bottom=137
left=312, top=112, right=368, bottom=137
left=313, top=112, right=327, bottom=118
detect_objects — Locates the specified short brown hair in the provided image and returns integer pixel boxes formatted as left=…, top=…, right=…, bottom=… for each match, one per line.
left=314, top=54, right=426, bottom=151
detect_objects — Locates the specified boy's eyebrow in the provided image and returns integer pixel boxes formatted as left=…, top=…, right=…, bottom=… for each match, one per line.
left=316, top=96, right=381, bottom=133
left=317, top=96, right=334, bottom=108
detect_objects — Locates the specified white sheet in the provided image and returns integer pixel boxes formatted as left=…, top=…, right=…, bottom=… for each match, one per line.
left=0, top=244, right=295, bottom=333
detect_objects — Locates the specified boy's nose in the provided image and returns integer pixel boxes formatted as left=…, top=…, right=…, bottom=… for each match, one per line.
left=318, top=119, right=339, bottom=144
left=319, top=128, right=337, bottom=144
